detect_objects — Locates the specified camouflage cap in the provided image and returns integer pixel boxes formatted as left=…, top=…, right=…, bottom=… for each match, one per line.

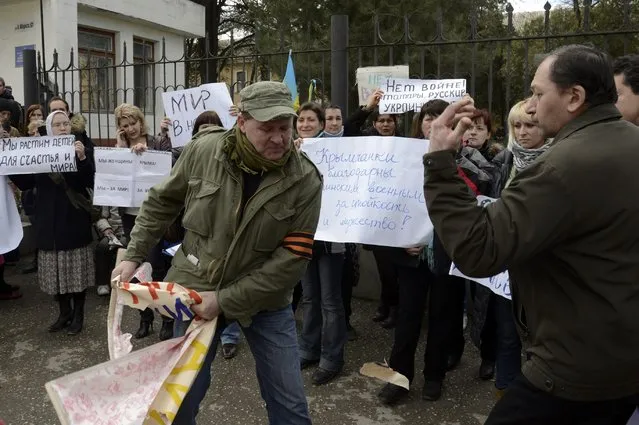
left=239, top=81, right=297, bottom=122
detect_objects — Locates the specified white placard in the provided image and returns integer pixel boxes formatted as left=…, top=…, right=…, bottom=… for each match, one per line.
left=449, top=195, right=512, bottom=300
left=379, top=78, right=467, bottom=114
left=93, top=147, right=172, bottom=208
left=0, top=176, right=23, bottom=254
left=302, top=136, right=432, bottom=248
left=355, top=65, right=409, bottom=106
left=0, top=135, right=76, bottom=175
left=162, top=83, right=237, bottom=147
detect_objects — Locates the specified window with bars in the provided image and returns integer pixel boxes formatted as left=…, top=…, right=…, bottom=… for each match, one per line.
left=133, top=38, right=155, bottom=111
left=78, top=28, right=116, bottom=112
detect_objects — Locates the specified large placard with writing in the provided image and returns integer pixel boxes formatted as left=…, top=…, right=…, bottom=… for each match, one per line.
left=162, top=83, right=237, bottom=148
left=355, top=65, right=409, bottom=106
left=93, top=147, right=172, bottom=208
left=379, top=78, right=467, bottom=114
left=0, top=135, right=77, bottom=175
left=302, top=136, right=433, bottom=248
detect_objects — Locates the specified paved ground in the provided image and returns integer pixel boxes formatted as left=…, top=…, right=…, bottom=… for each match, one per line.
left=0, top=258, right=496, bottom=425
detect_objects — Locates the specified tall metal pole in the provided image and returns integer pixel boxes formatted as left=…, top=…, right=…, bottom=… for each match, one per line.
left=330, top=15, right=349, bottom=114
left=23, top=50, right=38, bottom=107
left=40, top=0, right=46, bottom=72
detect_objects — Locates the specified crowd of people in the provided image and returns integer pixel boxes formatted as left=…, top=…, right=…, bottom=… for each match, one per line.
left=2, top=44, right=639, bottom=424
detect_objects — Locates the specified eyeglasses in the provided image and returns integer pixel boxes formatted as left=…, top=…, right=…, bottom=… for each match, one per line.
left=52, top=122, right=71, bottom=128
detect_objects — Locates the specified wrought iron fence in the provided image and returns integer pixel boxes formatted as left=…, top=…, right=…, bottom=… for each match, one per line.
left=29, top=0, right=639, bottom=145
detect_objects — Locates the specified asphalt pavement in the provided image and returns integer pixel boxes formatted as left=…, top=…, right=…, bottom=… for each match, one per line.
left=0, top=258, right=496, bottom=425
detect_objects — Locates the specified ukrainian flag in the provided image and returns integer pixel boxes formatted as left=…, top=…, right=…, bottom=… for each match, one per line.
left=283, top=50, right=299, bottom=109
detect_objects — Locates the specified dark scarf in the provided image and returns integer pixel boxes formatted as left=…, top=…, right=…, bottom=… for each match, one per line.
left=224, top=127, right=292, bottom=175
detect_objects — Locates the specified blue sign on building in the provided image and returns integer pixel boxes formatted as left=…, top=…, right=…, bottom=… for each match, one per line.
left=15, top=45, right=36, bottom=68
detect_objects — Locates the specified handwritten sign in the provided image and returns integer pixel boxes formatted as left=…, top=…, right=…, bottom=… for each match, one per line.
left=449, top=195, right=511, bottom=299
left=161, top=83, right=237, bottom=147
left=355, top=66, right=409, bottom=106
left=302, top=136, right=433, bottom=247
left=379, top=78, right=467, bottom=114
left=0, top=135, right=77, bottom=175
left=93, top=147, right=172, bottom=208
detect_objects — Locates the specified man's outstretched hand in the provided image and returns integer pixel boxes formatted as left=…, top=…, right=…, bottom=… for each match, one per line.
left=428, top=95, right=476, bottom=153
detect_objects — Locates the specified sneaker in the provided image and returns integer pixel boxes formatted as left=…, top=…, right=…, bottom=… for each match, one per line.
left=222, top=343, right=237, bottom=359
left=97, top=285, right=110, bottom=296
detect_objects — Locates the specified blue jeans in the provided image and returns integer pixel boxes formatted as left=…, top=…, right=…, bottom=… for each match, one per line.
left=172, top=307, right=311, bottom=425
left=221, top=321, right=241, bottom=345
left=299, top=252, right=347, bottom=372
left=494, top=296, right=522, bottom=390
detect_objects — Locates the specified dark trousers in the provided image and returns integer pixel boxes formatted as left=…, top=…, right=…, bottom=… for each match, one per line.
left=341, top=273, right=353, bottom=325
left=486, top=374, right=638, bottom=425
left=94, top=237, right=118, bottom=288
left=373, top=250, right=399, bottom=311
left=423, top=274, right=466, bottom=382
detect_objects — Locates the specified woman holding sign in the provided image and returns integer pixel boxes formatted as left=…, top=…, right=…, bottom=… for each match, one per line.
left=9, top=110, right=95, bottom=335
left=113, top=103, right=174, bottom=340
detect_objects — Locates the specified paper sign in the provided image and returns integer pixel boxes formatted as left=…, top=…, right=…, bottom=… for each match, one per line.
left=449, top=195, right=512, bottom=300
left=0, top=177, right=23, bottom=254
left=379, top=78, right=467, bottom=114
left=162, top=83, right=237, bottom=147
left=355, top=66, right=409, bottom=106
left=0, top=135, right=77, bottom=175
left=302, top=136, right=432, bottom=248
left=93, top=147, right=172, bottom=208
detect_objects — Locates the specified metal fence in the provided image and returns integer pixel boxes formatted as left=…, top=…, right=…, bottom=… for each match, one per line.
left=25, top=0, right=639, bottom=144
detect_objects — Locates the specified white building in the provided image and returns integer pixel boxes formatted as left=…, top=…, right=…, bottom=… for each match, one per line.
left=0, top=0, right=205, bottom=142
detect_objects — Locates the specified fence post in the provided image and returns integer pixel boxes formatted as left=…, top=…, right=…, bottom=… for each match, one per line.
left=331, top=15, right=348, bottom=113
left=23, top=49, right=38, bottom=107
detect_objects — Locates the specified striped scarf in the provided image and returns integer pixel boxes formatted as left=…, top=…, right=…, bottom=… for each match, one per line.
left=511, top=139, right=552, bottom=172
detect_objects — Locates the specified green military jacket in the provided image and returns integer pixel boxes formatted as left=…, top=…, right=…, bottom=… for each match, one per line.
left=124, top=127, right=322, bottom=325
left=424, top=104, right=639, bottom=401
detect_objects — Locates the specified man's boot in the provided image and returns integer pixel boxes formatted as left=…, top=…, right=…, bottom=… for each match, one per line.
left=49, top=293, right=73, bottom=332
left=67, top=291, right=86, bottom=335
left=135, top=308, right=154, bottom=339
left=381, top=306, right=398, bottom=329
left=159, top=317, right=174, bottom=341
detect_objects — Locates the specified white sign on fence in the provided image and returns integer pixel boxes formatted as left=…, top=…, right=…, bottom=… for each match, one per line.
left=0, top=135, right=76, bottom=175
left=449, top=195, right=512, bottom=299
left=302, top=136, right=433, bottom=248
left=92, top=147, right=172, bottom=208
left=379, top=78, right=467, bottom=114
left=162, top=83, right=237, bottom=147
left=355, top=66, right=409, bottom=106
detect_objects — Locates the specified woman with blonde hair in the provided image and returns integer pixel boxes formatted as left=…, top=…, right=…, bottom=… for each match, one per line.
left=112, top=103, right=173, bottom=339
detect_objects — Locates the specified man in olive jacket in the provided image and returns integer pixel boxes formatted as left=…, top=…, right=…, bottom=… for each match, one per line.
left=424, top=45, right=639, bottom=423
left=112, top=81, right=322, bottom=424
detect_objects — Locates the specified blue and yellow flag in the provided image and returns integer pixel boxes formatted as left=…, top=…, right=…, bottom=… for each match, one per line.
left=283, top=50, right=299, bottom=109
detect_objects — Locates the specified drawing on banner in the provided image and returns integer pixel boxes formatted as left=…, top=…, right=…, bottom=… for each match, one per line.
left=302, top=136, right=432, bottom=248
left=0, top=135, right=77, bottom=175
left=162, top=83, right=237, bottom=147
left=355, top=66, right=409, bottom=106
left=379, top=78, right=467, bottom=114
left=449, top=195, right=512, bottom=300
left=92, top=147, right=172, bottom=208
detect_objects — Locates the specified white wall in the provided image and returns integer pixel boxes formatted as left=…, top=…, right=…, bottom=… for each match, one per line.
left=0, top=0, right=42, bottom=105
left=79, top=0, right=204, bottom=37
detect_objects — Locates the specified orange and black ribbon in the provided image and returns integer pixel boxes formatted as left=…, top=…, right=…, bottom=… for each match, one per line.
left=281, top=232, right=314, bottom=260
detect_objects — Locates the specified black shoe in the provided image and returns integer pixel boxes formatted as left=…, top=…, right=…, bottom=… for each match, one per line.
left=21, top=262, right=37, bottom=274
left=67, top=292, right=86, bottom=335
left=377, top=383, right=409, bottom=405
left=380, top=307, right=398, bottom=329
left=222, top=343, right=238, bottom=359
left=446, top=354, right=462, bottom=371
left=135, top=321, right=153, bottom=339
left=346, top=324, right=358, bottom=341
left=49, top=294, right=73, bottom=332
left=300, top=358, right=319, bottom=370
left=372, top=307, right=389, bottom=322
left=422, top=380, right=442, bottom=401
left=479, top=360, right=495, bottom=380
left=159, top=319, right=174, bottom=341
left=312, top=368, right=340, bottom=385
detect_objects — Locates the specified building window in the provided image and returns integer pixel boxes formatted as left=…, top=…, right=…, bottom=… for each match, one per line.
left=78, top=28, right=116, bottom=112
left=133, top=38, right=155, bottom=111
